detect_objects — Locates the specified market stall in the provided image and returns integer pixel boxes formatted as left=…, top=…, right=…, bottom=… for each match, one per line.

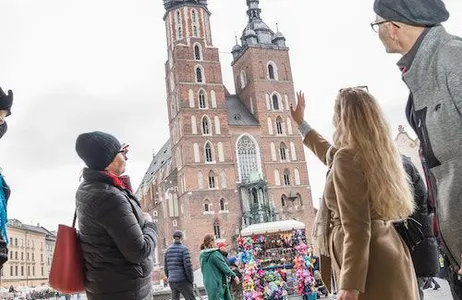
left=237, top=220, right=318, bottom=300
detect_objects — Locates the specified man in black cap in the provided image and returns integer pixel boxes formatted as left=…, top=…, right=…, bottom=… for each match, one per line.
left=0, top=86, right=13, bottom=274
left=164, top=230, right=195, bottom=300
left=372, top=1, right=462, bottom=299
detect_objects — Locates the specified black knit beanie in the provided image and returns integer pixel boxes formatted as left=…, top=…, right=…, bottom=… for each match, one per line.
left=75, top=131, right=121, bottom=171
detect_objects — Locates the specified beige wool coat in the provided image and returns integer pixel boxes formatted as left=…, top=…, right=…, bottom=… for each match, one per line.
left=304, top=130, right=419, bottom=300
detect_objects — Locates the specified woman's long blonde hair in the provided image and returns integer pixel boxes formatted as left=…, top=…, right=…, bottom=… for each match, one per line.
left=333, top=88, right=414, bottom=220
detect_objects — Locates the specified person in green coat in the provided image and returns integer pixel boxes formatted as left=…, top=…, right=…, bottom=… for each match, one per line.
left=200, top=234, right=240, bottom=300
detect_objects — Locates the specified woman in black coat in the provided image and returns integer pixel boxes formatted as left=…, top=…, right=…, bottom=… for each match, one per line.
left=75, top=131, right=158, bottom=300
left=402, top=155, right=440, bottom=300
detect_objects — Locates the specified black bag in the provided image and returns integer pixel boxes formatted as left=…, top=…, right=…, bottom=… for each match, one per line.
left=393, top=217, right=425, bottom=252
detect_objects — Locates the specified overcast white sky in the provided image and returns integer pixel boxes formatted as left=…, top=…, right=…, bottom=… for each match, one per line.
left=0, top=0, right=461, bottom=230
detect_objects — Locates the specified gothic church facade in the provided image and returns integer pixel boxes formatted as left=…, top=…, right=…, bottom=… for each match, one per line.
left=137, top=0, right=315, bottom=273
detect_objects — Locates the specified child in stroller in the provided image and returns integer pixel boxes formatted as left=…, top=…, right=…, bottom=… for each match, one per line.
left=314, top=270, right=329, bottom=298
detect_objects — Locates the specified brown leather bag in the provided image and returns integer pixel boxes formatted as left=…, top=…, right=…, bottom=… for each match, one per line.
left=49, top=211, right=85, bottom=294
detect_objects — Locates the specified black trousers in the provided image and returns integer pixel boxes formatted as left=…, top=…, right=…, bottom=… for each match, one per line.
left=441, top=253, right=462, bottom=300
left=169, top=281, right=196, bottom=300
left=448, top=269, right=462, bottom=300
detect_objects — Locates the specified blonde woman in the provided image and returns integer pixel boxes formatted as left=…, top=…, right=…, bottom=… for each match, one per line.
left=291, top=89, right=419, bottom=300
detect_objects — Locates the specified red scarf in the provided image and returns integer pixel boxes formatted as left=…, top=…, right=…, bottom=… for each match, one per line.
left=104, top=172, right=133, bottom=193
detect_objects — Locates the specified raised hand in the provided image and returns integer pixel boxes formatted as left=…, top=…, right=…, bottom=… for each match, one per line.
left=290, top=91, right=306, bottom=126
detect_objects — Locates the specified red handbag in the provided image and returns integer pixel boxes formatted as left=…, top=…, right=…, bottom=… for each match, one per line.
left=49, top=211, right=85, bottom=293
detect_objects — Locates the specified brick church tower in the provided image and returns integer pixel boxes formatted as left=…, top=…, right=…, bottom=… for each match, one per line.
left=138, top=0, right=315, bottom=276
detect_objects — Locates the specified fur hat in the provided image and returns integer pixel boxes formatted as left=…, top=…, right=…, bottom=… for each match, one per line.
left=75, top=131, right=121, bottom=170
left=373, top=0, right=449, bottom=26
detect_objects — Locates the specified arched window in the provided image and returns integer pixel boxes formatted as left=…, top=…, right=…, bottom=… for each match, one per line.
left=283, top=169, right=291, bottom=186
left=205, top=142, right=213, bottom=162
left=208, top=170, right=216, bottom=188
left=268, top=64, right=275, bottom=79
left=191, top=10, right=198, bottom=36
left=176, top=10, right=183, bottom=40
left=267, top=62, right=278, bottom=80
left=191, top=9, right=200, bottom=37
left=202, top=116, right=210, bottom=135
left=219, top=198, right=226, bottom=211
left=272, top=94, right=280, bottom=110
left=204, top=199, right=211, bottom=212
left=195, top=66, right=204, bottom=83
left=280, top=142, right=288, bottom=161
left=276, top=117, right=284, bottom=135
left=213, top=220, right=221, bottom=238
left=194, top=44, right=202, bottom=60
left=193, top=25, right=198, bottom=37
left=240, top=71, right=247, bottom=89
left=236, top=135, right=261, bottom=181
left=281, top=194, right=287, bottom=207
left=199, top=90, right=207, bottom=108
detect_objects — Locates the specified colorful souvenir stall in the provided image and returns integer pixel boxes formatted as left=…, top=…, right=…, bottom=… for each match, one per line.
left=237, top=220, right=318, bottom=300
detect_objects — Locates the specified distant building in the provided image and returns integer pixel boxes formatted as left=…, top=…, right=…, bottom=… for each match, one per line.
left=395, top=125, right=426, bottom=182
left=1, top=219, right=56, bottom=288
left=137, top=0, right=315, bottom=279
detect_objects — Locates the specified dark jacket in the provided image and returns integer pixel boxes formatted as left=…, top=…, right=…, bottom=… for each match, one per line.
left=402, top=156, right=439, bottom=277
left=76, top=169, right=157, bottom=300
left=164, top=241, right=194, bottom=284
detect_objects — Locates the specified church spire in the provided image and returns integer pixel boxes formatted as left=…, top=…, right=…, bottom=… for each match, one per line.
left=246, top=0, right=262, bottom=21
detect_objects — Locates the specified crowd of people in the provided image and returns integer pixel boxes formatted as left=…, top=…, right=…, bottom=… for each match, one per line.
left=1, top=0, right=461, bottom=300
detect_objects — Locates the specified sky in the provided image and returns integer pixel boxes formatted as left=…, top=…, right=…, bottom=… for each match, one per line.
left=0, top=0, right=461, bottom=230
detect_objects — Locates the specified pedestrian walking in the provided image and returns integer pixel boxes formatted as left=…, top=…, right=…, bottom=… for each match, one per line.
left=200, top=233, right=239, bottom=300
left=401, top=155, right=440, bottom=300
left=293, top=89, right=419, bottom=300
left=227, top=256, right=243, bottom=300
left=0, top=86, right=13, bottom=273
left=423, top=277, right=441, bottom=290
left=164, top=230, right=196, bottom=300
left=75, top=131, right=158, bottom=300
left=372, top=1, right=462, bottom=298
